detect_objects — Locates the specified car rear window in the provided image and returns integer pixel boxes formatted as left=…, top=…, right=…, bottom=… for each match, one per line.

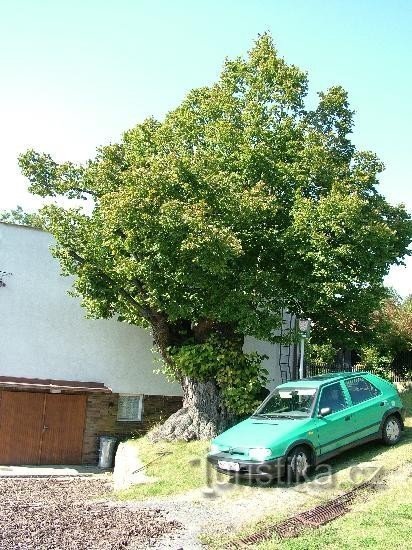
left=344, top=376, right=381, bottom=405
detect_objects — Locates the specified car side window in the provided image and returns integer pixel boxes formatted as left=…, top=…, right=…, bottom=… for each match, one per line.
left=318, top=382, right=347, bottom=413
left=344, top=376, right=381, bottom=405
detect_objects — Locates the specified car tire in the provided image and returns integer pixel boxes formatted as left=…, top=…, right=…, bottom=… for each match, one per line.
left=382, top=414, right=402, bottom=446
left=286, top=445, right=312, bottom=483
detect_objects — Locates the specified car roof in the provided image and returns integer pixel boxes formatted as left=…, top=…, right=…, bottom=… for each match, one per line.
left=277, top=371, right=370, bottom=389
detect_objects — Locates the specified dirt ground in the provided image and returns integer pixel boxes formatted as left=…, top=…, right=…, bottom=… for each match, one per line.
left=0, top=477, right=181, bottom=549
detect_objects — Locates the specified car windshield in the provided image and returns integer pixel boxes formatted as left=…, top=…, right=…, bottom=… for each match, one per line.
left=253, top=387, right=317, bottom=418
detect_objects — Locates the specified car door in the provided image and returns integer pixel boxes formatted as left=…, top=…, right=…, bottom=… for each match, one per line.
left=343, top=376, right=384, bottom=440
left=315, top=381, right=354, bottom=456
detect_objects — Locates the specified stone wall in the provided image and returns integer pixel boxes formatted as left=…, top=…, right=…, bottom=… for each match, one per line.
left=82, top=393, right=182, bottom=464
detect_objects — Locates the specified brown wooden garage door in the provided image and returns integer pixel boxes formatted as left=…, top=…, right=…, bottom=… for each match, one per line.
left=0, top=391, right=87, bottom=465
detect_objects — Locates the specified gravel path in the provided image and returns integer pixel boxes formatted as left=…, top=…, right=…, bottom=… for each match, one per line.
left=0, top=475, right=316, bottom=550
left=135, top=480, right=313, bottom=549
left=0, top=477, right=180, bottom=550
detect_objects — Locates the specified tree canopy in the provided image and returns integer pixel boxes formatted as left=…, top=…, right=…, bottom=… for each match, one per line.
left=373, top=292, right=412, bottom=353
left=18, top=34, right=412, bottom=436
left=0, top=205, right=43, bottom=229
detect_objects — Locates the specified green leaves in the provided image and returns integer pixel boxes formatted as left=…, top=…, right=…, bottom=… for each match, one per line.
left=166, top=336, right=268, bottom=415
left=0, top=205, right=44, bottom=229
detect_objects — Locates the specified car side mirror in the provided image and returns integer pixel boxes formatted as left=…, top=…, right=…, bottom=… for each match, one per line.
left=318, top=407, right=332, bottom=417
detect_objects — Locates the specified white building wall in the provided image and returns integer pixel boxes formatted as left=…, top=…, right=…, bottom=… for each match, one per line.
left=243, top=337, right=281, bottom=390
left=0, top=223, right=181, bottom=396
left=244, top=318, right=296, bottom=391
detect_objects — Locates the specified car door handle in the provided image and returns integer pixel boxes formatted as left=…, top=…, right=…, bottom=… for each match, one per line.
left=344, top=416, right=351, bottom=421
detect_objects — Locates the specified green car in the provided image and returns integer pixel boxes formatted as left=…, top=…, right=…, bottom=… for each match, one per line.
left=207, top=372, right=406, bottom=481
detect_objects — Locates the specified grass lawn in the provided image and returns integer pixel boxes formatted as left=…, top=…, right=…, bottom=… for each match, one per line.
left=115, top=437, right=211, bottom=500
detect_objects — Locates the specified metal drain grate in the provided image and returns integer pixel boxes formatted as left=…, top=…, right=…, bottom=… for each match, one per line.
left=294, top=501, right=349, bottom=527
left=272, top=517, right=305, bottom=539
left=227, top=482, right=370, bottom=548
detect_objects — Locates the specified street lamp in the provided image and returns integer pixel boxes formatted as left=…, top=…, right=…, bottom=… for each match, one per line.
left=298, top=318, right=311, bottom=379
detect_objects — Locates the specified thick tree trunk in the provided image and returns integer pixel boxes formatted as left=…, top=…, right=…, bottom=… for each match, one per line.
left=148, top=376, right=235, bottom=442
left=147, top=314, right=240, bottom=441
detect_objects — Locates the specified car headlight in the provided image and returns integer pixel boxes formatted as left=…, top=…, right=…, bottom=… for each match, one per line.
left=248, top=448, right=272, bottom=461
left=209, top=443, right=221, bottom=454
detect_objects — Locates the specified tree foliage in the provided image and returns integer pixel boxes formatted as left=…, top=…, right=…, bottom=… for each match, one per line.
left=373, top=292, right=412, bottom=352
left=0, top=205, right=43, bottom=229
left=18, top=34, right=412, bottom=425
left=163, top=337, right=268, bottom=415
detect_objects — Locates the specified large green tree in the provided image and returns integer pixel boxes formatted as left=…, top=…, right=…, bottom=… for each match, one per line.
left=19, top=35, right=412, bottom=440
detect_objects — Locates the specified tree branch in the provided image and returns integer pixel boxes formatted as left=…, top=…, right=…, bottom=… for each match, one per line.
left=68, top=250, right=153, bottom=320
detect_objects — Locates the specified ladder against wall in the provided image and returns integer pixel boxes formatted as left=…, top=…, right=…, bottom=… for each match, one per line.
left=278, top=312, right=297, bottom=383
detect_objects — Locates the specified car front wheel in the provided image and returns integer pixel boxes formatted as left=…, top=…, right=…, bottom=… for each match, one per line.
left=382, top=414, right=402, bottom=445
left=286, top=445, right=312, bottom=482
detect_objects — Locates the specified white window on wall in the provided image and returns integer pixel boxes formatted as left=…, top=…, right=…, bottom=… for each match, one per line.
left=117, top=395, right=143, bottom=422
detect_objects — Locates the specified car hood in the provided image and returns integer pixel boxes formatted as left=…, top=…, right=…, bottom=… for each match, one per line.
left=213, top=416, right=311, bottom=449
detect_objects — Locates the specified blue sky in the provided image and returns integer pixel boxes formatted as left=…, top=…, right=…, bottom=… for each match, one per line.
left=1, top=0, right=411, bottom=295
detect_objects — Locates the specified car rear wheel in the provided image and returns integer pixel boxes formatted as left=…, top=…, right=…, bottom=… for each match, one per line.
left=286, top=445, right=312, bottom=482
left=382, top=415, right=402, bottom=445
